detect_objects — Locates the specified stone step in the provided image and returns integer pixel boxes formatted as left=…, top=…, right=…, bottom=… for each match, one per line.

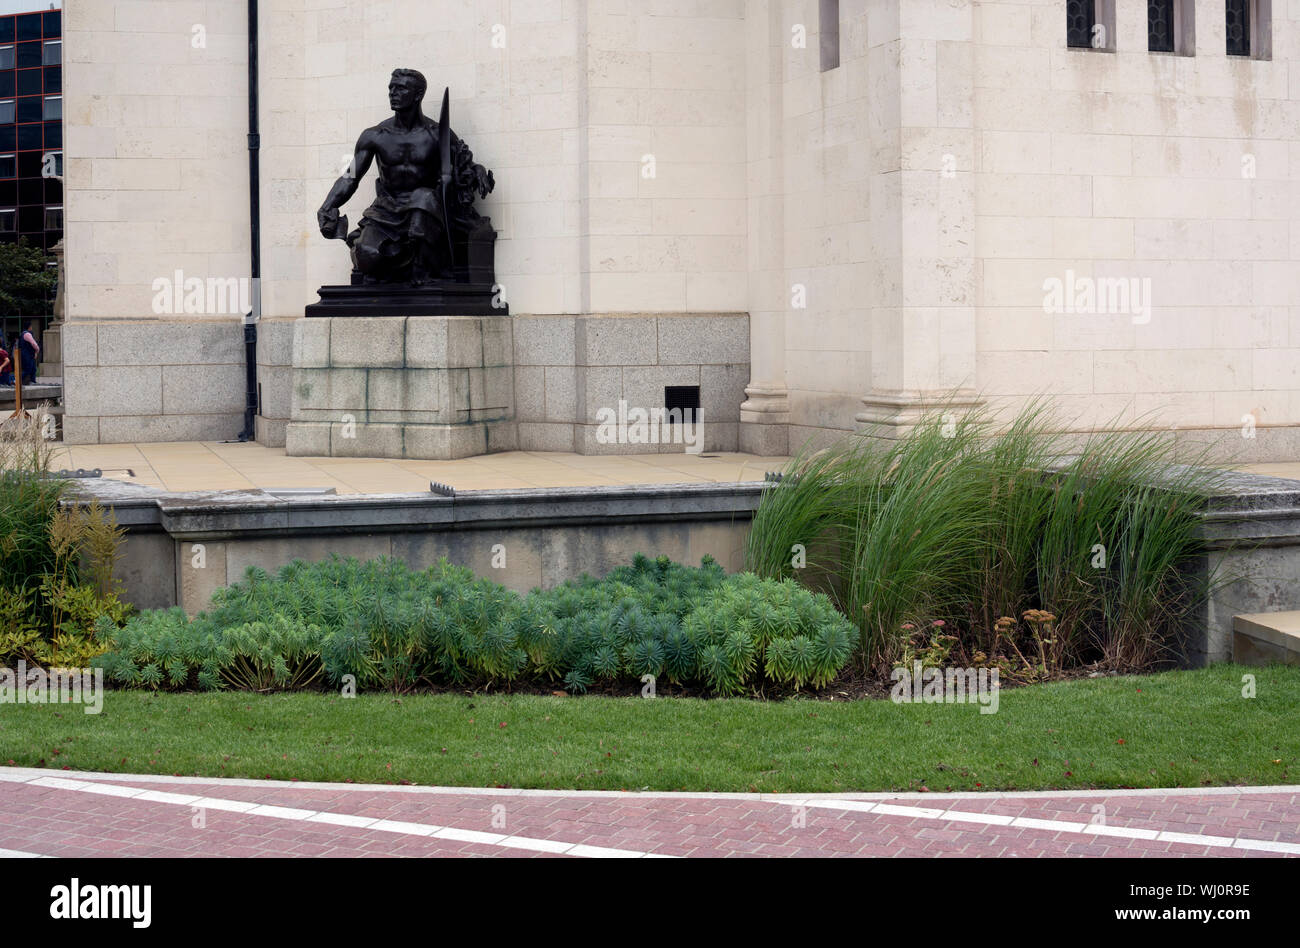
left=1232, top=612, right=1300, bottom=666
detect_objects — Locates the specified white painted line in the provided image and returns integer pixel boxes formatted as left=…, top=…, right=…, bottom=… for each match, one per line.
left=306, top=812, right=377, bottom=828
left=18, top=775, right=671, bottom=858
left=1084, top=824, right=1162, bottom=841
left=137, top=790, right=204, bottom=806
left=0, top=847, right=49, bottom=858
left=13, top=772, right=1291, bottom=859
left=1157, top=831, right=1235, bottom=848
left=500, top=835, right=574, bottom=854
left=369, top=819, right=437, bottom=837
left=1233, top=838, right=1300, bottom=854
left=567, top=844, right=645, bottom=858
left=872, top=803, right=945, bottom=819
left=1010, top=816, right=1088, bottom=833
left=30, top=776, right=97, bottom=792
left=430, top=826, right=507, bottom=846
left=941, top=809, right=1015, bottom=826
left=61, top=782, right=146, bottom=799
left=246, top=804, right=319, bottom=821
left=807, top=800, right=876, bottom=814
left=193, top=797, right=261, bottom=814
left=778, top=798, right=1287, bottom=855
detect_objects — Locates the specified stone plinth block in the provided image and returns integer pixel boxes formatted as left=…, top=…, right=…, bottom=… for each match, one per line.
left=285, top=314, right=516, bottom=460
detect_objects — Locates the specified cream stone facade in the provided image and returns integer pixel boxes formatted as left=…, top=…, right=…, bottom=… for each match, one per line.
left=61, top=1, right=1300, bottom=459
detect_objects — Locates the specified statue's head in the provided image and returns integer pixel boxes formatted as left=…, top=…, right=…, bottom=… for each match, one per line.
left=389, top=69, right=427, bottom=111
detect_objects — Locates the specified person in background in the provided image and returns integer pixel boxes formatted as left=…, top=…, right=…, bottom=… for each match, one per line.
left=0, top=335, right=11, bottom=387
left=19, top=320, right=39, bottom=386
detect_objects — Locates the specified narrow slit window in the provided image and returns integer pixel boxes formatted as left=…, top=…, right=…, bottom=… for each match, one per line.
left=1149, top=1, right=1175, bottom=51
left=819, top=0, right=839, bottom=71
left=1226, top=0, right=1250, bottom=54
left=1067, top=0, right=1098, bottom=47
left=1150, top=0, right=1194, bottom=54
left=43, top=204, right=61, bottom=230
left=43, top=95, right=60, bottom=120
left=0, top=208, right=16, bottom=232
left=1067, top=1, right=1115, bottom=51
left=1227, top=1, right=1271, bottom=59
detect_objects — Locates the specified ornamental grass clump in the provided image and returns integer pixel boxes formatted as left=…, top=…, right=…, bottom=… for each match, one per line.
left=745, top=399, right=1224, bottom=674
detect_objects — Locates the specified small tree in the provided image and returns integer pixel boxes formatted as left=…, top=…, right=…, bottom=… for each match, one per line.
left=0, top=238, right=56, bottom=328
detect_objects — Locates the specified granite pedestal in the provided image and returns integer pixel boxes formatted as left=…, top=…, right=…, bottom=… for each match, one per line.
left=285, top=314, right=516, bottom=460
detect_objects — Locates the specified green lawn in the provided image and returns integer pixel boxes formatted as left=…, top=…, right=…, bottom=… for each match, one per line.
left=1, top=664, right=1296, bottom=793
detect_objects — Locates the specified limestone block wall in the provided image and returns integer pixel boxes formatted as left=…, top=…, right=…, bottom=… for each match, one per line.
left=970, top=0, right=1300, bottom=459
left=741, top=0, right=978, bottom=454
left=61, top=318, right=247, bottom=444
left=64, top=1, right=1300, bottom=457
left=513, top=313, right=749, bottom=454
left=581, top=1, right=748, bottom=313
left=275, top=0, right=749, bottom=317
left=63, top=0, right=252, bottom=444
left=64, top=0, right=758, bottom=446
left=739, top=0, right=1300, bottom=460
left=742, top=0, right=877, bottom=455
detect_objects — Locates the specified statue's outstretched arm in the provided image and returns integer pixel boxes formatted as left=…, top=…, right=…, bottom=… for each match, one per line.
left=318, top=133, right=377, bottom=238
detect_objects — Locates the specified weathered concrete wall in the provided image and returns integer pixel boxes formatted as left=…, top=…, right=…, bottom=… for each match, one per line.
left=81, top=480, right=764, bottom=615
left=1195, top=471, right=1300, bottom=665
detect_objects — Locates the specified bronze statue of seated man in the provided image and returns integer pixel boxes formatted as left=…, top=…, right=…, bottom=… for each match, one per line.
left=316, top=68, right=495, bottom=286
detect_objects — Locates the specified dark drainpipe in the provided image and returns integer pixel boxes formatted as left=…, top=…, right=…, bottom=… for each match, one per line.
left=238, top=0, right=261, bottom=442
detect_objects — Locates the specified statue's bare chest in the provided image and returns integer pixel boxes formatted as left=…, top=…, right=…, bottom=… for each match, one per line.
left=374, top=127, right=438, bottom=168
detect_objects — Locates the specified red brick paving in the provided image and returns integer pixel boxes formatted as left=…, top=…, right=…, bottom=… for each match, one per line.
left=1, top=770, right=1296, bottom=858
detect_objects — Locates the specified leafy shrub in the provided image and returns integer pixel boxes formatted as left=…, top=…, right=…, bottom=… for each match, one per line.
left=95, top=554, right=857, bottom=696
left=680, top=575, right=854, bottom=694
left=0, top=425, right=131, bottom=663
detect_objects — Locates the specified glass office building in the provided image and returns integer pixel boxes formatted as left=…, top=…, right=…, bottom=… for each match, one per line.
left=0, top=6, right=60, bottom=251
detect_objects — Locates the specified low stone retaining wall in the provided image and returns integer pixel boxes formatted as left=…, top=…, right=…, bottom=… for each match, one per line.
left=1194, top=471, right=1300, bottom=666
left=74, top=479, right=764, bottom=615
left=67, top=468, right=1300, bottom=667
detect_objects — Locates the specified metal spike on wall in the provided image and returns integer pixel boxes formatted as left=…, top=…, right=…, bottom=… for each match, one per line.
left=429, top=481, right=456, bottom=497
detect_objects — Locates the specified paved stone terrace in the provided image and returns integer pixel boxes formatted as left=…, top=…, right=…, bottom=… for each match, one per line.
left=50, top=442, right=792, bottom=494
left=1, top=769, right=1296, bottom=859
left=47, top=442, right=1300, bottom=497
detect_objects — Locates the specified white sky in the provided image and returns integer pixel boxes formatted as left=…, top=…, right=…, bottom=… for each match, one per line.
left=0, top=1, right=59, bottom=17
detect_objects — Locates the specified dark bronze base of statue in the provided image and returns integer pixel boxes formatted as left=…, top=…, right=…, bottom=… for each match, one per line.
left=308, top=212, right=505, bottom=317
left=305, top=280, right=506, bottom=317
